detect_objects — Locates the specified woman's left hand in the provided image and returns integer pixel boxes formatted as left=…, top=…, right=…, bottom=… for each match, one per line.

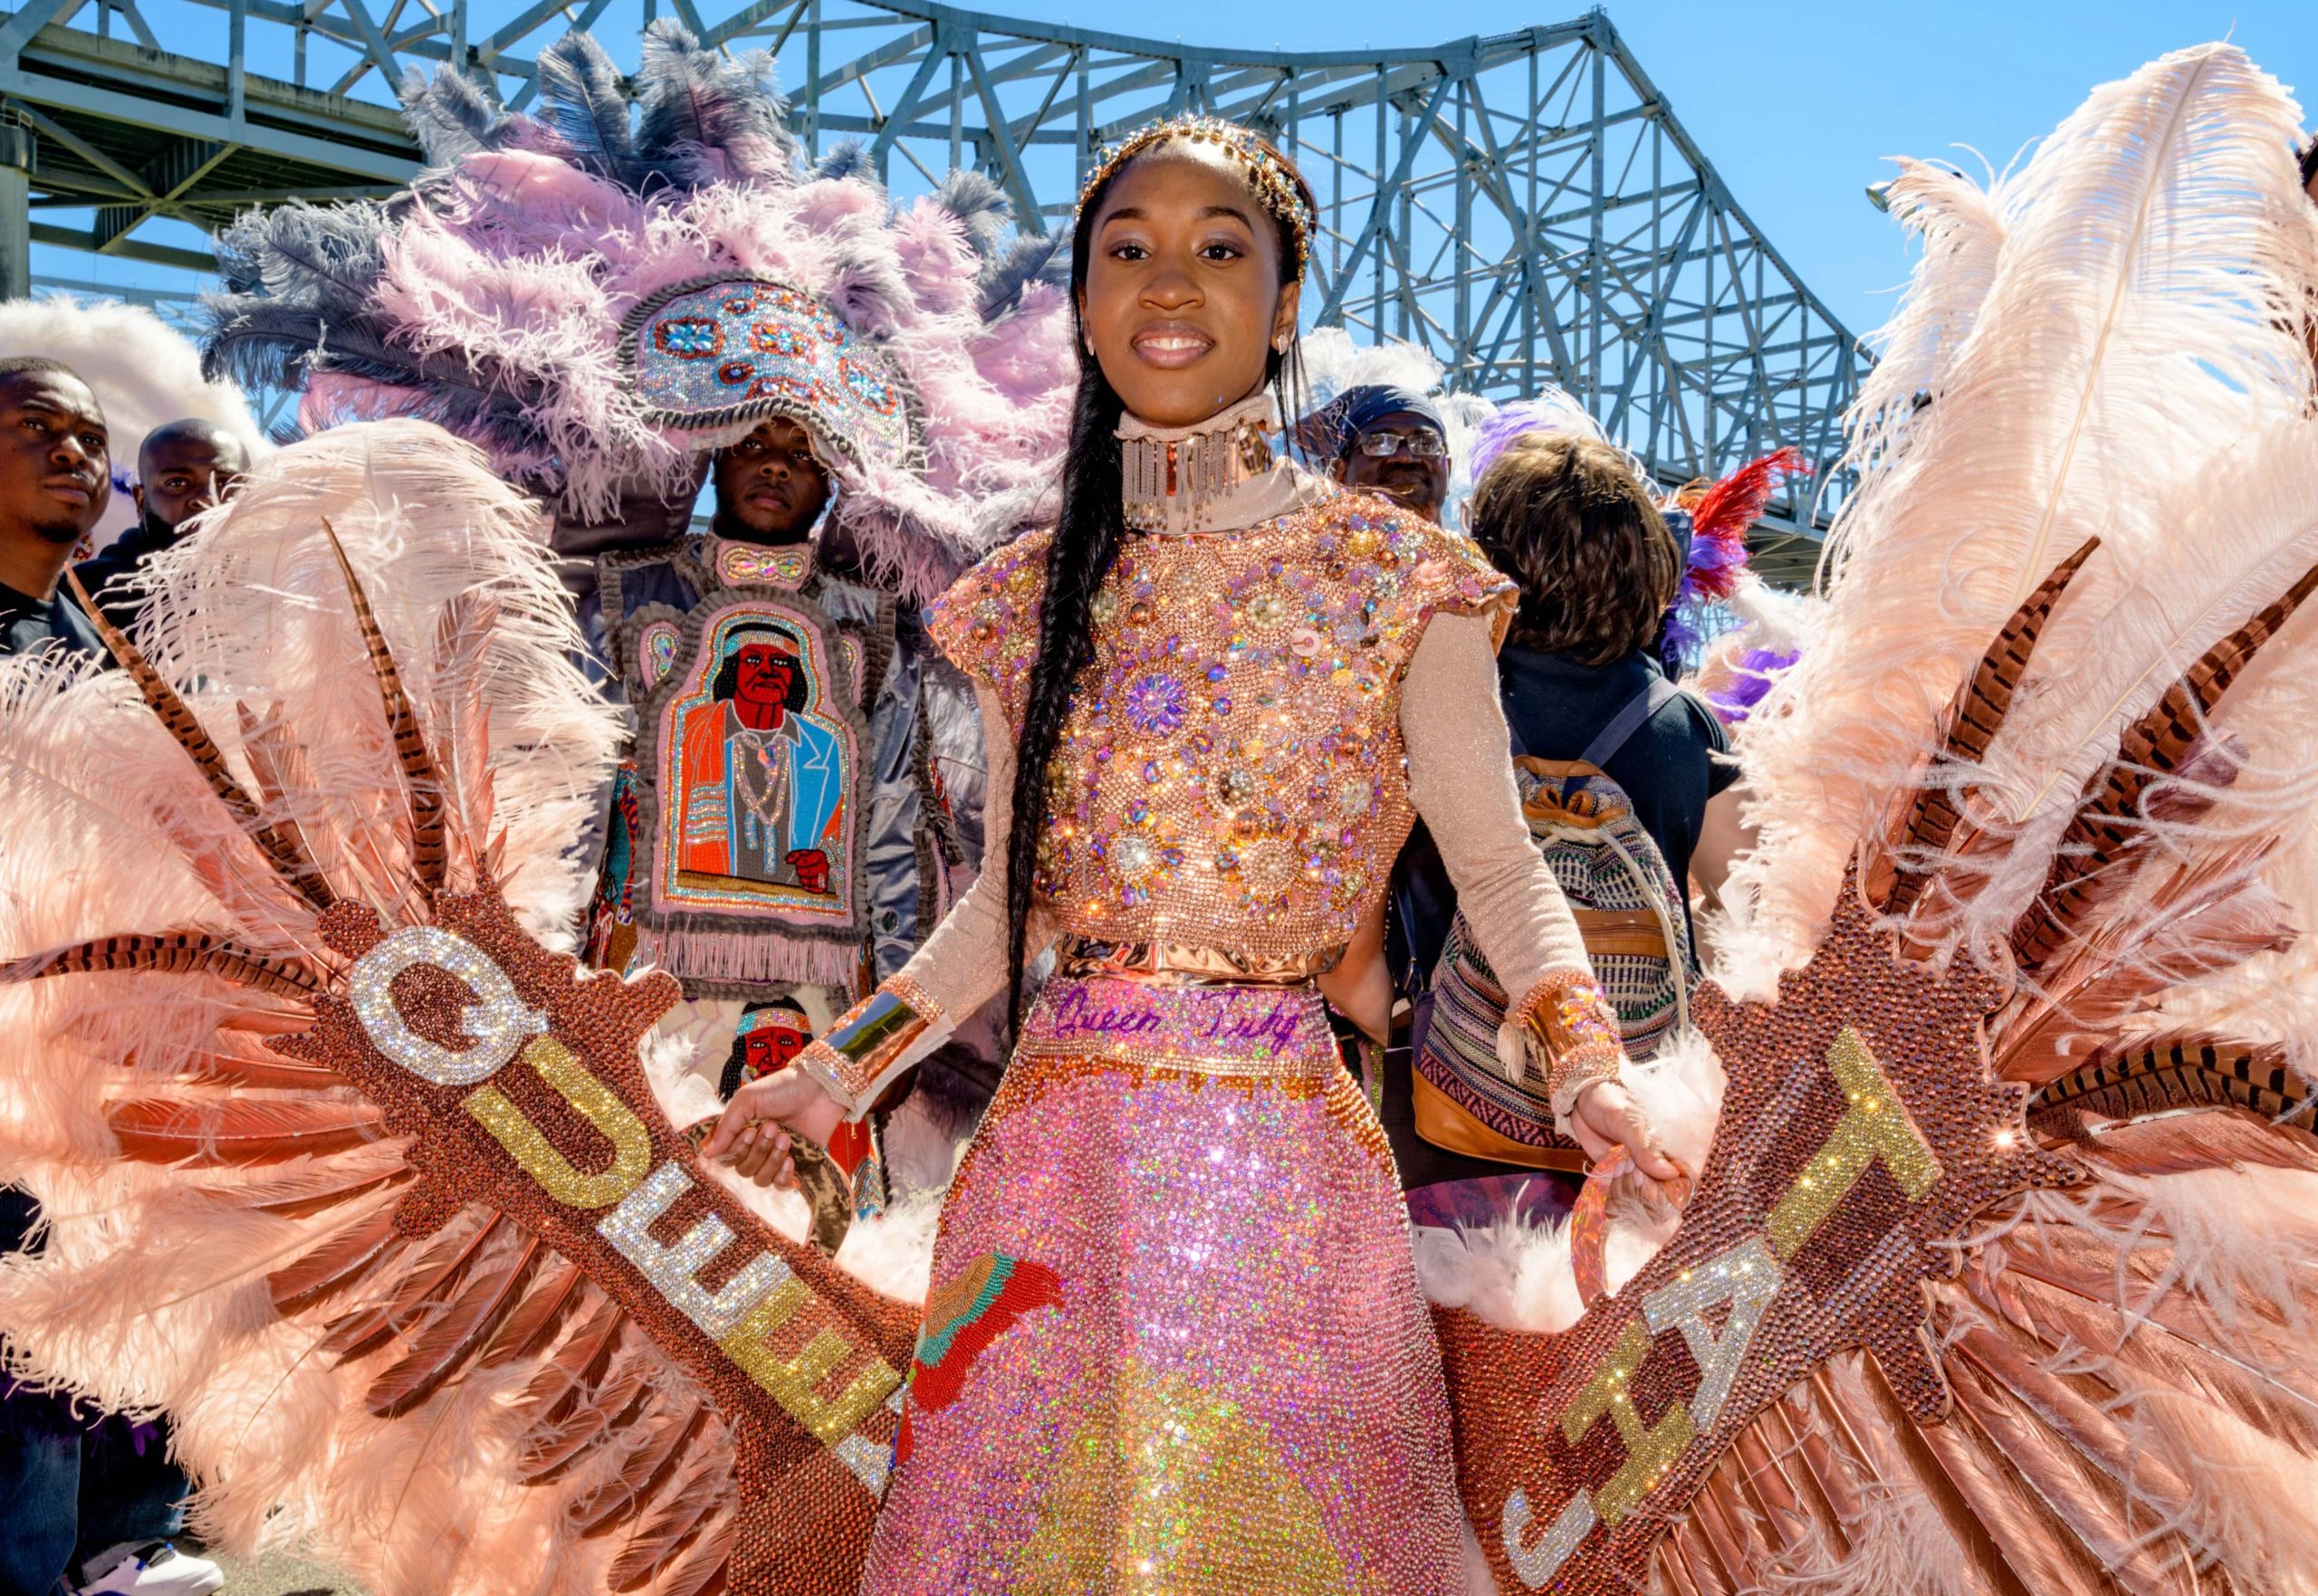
left=1566, top=1077, right=1686, bottom=1189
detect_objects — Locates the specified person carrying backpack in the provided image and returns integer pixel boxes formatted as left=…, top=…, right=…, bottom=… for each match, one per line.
left=1384, top=430, right=1741, bottom=1229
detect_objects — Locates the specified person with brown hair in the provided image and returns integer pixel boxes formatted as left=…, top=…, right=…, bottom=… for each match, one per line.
left=1387, top=429, right=1739, bottom=1228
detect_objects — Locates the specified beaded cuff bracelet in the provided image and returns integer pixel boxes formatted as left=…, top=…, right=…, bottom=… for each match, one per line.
left=795, top=973, right=947, bottom=1115
left=1508, top=970, right=1625, bottom=1118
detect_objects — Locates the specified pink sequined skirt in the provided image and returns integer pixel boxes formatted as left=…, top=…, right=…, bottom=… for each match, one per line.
left=859, top=975, right=1468, bottom=1594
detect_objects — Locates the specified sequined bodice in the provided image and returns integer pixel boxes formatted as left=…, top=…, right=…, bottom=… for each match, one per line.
left=930, top=487, right=1508, bottom=961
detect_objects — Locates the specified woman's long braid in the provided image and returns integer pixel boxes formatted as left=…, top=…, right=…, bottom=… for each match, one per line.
left=1002, top=354, right=1126, bottom=1036
left=999, top=129, right=1319, bottom=1034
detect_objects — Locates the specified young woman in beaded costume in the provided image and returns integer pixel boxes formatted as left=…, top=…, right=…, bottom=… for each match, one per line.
left=703, top=116, right=1680, bottom=1589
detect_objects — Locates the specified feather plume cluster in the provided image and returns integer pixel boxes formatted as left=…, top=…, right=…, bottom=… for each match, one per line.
left=1431, top=53, right=2318, bottom=1596
left=0, top=421, right=609, bottom=1589
left=203, top=24, right=1074, bottom=603
left=1724, top=43, right=2318, bottom=980
left=0, top=420, right=899, bottom=1594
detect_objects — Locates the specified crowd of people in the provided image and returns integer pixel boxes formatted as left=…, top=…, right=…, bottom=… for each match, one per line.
left=5, top=33, right=2318, bottom=1596
left=0, top=245, right=1739, bottom=1592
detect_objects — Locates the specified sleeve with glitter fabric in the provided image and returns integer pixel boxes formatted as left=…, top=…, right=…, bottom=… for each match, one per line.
left=1399, top=610, right=1625, bottom=1118
left=795, top=682, right=1048, bottom=1118
left=922, top=530, right=1050, bottom=724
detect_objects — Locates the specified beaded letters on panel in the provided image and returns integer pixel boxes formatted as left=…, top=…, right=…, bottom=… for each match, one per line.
left=277, top=892, right=918, bottom=1594
left=1433, top=871, right=2079, bottom=1595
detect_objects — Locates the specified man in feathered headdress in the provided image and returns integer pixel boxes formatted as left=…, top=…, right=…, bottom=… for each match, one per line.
left=198, top=25, right=1076, bottom=1194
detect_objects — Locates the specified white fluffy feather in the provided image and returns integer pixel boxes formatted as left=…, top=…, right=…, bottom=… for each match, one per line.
left=1414, top=1028, right=1724, bottom=1330
left=1728, top=44, right=2318, bottom=975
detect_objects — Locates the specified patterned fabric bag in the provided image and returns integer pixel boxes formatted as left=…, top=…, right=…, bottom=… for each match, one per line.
left=1410, top=679, right=1692, bottom=1169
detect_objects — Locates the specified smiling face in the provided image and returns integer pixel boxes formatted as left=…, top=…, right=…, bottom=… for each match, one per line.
left=1078, top=144, right=1302, bottom=430
left=0, top=368, right=110, bottom=550
left=1337, top=410, right=1451, bottom=522
left=733, top=640, right=800, bottom=712
left=714, top=416, right=832, bottom=544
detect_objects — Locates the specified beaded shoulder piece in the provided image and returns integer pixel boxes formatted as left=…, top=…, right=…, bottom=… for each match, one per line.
left=924, top=529, right=1053, bottom=722
left=1335, top=493, right=1517, bottom=670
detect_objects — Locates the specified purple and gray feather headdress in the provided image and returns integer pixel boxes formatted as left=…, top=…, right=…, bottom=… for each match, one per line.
left=202, top=24, right=1077, bottom=602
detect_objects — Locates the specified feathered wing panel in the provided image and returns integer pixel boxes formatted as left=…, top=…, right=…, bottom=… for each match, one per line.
left=1726, top=43, right=2318, bottom=980
left=0, top=420, right=919, bottom=1596
left=1431, top=43, right=2318, bottom=1596
left=1649, top=1137, right=2318, bottom=1596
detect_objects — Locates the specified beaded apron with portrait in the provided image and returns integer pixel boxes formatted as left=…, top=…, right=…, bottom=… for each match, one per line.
left=586, top=537, right=895, bottom=998
left=857, top=483, right=1509, bottom=1595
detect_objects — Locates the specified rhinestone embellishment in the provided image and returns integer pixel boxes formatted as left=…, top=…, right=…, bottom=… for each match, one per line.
left=347, top=925, right=547, bottom=1085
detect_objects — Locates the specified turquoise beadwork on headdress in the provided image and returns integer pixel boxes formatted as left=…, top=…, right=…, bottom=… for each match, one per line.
left=623, top=275, right=922, bottom=476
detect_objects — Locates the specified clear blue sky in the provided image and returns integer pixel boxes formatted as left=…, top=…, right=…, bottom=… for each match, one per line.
left=989, top=0, right=2314, bottom=340
left=33, top=0, right=2313, bottom=349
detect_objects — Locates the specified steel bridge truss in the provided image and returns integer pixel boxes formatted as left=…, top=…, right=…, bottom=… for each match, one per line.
left=0, top=0, right=1858, bottom=558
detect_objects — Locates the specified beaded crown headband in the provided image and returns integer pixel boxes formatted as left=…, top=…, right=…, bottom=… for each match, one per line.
left=1074, top=114, right=1316, bottom=278
left=716, top=619, right=806, bottom=662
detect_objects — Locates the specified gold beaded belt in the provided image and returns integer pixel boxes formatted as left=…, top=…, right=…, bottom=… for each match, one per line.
left=1056, top=936, right=1344, bottom=988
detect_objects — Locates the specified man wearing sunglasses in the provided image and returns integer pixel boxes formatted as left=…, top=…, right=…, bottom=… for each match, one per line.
left=1328, top=383, right=1451, bottom=524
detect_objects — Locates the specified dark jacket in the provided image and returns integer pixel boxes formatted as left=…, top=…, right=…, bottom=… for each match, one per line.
left=1383, top=644, right=1737, bottom=1193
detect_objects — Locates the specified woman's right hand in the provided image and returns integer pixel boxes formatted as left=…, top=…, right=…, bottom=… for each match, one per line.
left=701, top=1068, right=848, bottom=1188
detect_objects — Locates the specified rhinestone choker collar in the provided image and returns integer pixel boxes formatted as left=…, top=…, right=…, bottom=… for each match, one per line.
left=1117, top=394, right=1289, bottom=535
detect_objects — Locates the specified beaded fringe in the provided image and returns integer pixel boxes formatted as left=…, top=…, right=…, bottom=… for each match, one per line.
left=1121, top=419, right=1272, bottom=532
left=649, top=922, right=864, bottom=987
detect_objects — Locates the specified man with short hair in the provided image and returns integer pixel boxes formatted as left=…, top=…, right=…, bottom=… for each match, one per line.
left=0, top=359, right=226, bottom=1596
left=0, top=357, right=110, bottom=662
left=1327, top=383, right=1451, bottom=524
left=76, top=419, right=249, bottom=630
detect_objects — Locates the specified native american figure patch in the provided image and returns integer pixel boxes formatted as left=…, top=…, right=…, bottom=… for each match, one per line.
left=624, top=590, right=873, bottom=989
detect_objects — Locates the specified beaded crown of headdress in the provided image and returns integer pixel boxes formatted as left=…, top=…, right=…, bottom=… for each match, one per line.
left=715, top=618, right=806, bottom=661
left=1074, top=114, right=1316, bottom=278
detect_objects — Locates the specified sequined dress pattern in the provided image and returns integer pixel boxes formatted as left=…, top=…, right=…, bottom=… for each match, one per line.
left=857, top=489, right=1509, bottom=1593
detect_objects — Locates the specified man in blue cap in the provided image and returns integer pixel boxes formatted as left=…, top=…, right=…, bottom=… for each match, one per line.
left=1326, top=383, right=1451, bottom=524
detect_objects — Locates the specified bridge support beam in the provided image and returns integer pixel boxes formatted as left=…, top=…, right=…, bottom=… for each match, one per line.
left=0, top=0, right=1860, bottom=547
left=0, top=119, right=26, bottom=301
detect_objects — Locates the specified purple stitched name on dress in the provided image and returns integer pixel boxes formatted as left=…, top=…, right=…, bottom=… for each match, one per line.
left=1046, top=980, right=1307, bottom=1058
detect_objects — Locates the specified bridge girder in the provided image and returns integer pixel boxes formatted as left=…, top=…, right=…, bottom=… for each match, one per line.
left=0, top=0, right=1859, bottom=573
